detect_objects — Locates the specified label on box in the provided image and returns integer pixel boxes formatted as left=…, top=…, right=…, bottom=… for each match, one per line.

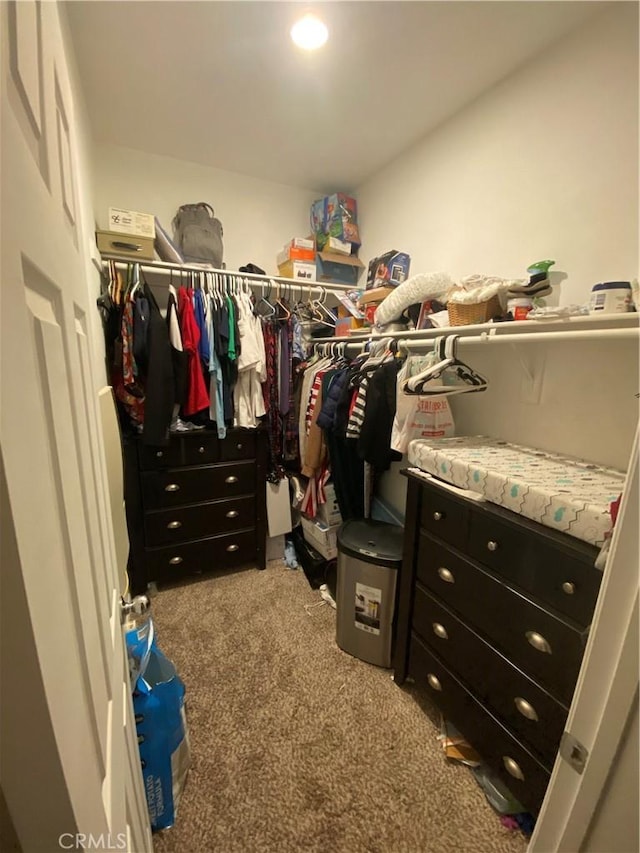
left=109, top=208, right=155, bottom=238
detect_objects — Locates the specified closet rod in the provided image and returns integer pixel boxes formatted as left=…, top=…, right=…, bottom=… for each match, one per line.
left=396, top=327, right=639, bottom=349
left=100, top=255, right=356, bottom=294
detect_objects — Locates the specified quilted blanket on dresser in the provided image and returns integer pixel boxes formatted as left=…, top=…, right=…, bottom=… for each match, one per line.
left=407, top=436, right=625, bottom=547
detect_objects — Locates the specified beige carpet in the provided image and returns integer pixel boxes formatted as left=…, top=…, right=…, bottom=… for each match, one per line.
left=151, top=561, right=528, bottom=853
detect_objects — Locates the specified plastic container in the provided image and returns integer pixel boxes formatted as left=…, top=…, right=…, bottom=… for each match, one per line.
left=507, top=297, right=534, bottom=321
left=589, top=281, right=633, bottom=314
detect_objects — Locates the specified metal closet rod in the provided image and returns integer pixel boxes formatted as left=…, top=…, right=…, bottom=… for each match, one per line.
left=310, top=326, right=639, bottom=350
left=100, top=255, right=355, bottom=294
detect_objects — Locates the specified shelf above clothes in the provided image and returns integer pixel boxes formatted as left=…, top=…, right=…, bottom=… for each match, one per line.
left=311, top=312, right=640, bottom=349
left=99, top=254, right=356, bottom=295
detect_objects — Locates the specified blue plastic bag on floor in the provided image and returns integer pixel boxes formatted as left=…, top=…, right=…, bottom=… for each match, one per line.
left=133, top=646, right=191, bottom=831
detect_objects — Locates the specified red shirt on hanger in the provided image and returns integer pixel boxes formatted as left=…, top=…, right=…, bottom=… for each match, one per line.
left=177, top=286, right=210, bottom=416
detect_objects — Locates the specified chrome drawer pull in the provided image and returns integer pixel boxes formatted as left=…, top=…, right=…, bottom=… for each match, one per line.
left=562, top=581, right=576, bottom=595
left=503, top=756, right=525, bottom=781
left=226, top=510, right=239, bottom=519
left=226, top=544, right=239, bottom=552
left=155, top=451, right=163, bottom=458
left=237, top=443, right=243, bottom=450
left=514, top=697, right=539, bottom=722
left=427, top=673, right=442, bottom=691
left=487, top=540, right=499, bottom=552
left=225, top=475, right=238, bottom=484
left=169, top=556, right=183, bottom=565
left=167, top=520, right=182, bottom=530
left=437, top=567, right=455, bottom=584
left=198, top=446, right=206, bottom=454
left=526, top=631, right=552, bottom=654
left=433, top=511, right=443, bottom=521
left=164, top=483, right=180, bottom=492
left=432, top=623, right=449, bottom=640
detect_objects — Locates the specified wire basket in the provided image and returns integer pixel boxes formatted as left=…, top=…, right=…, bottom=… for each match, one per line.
left=447, top=294, right=503, bottom=326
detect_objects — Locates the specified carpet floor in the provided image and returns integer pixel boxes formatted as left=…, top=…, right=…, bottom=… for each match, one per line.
left=151, top=561, right=528, bottom=853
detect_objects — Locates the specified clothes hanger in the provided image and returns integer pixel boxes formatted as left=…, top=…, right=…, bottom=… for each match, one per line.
left=404, top=334, right=488, bottom=396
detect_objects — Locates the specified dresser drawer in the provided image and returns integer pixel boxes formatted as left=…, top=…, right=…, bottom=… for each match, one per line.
left=408, top=633, right=550, bottom=814
left=220, top=432, right=256, bottom=462
left=420, top=484, right=469, bottom=548
left=182, top=433, right=220, bottom=466
left=144, top=496, right=255, bottom=546
left=138, top=441, right=183, bottom=471
left=416, top=533, right=587, bottom=704
left=141, top=463, right=255, bottom=509
left=146, top=529, right=257, bottom=583
left=468, top=512, right=601, bottom=626
left=412, top=585, right=567, bottom=767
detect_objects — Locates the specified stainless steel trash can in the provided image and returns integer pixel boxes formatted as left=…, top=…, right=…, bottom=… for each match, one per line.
left=336, top=519, right=403, bottom=667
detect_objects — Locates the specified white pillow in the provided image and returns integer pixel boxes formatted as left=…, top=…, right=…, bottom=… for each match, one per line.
left=374, top=272, right=454, bottom=327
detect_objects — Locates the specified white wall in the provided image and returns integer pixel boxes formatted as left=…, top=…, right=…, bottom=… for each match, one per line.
left=355, top=4, right=639, bottom=514
left=92, top=144, right=320, bottom=276
left=357, top=3, right=638, bottom=307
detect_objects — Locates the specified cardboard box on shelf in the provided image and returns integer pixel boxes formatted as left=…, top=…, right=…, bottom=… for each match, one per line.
left=277, top=246, right=316, bottom=265
left=96, top=230, right=155, bottom=261
left=277, top=237, right=316, bottom=266
left=316, top=251, right=365, bottom=287
left=301, top=517, right=339, bottom=561
left=326, top=236, right=353, bottom=256
left=108, top=207, right=155, bottom=239
left=317, top=484, right=342, bottom=527
left=358, top=286, right=395, bottom=306
left=335, top=317, right=365, bottom=337
left=366, top=250, right=411, bottom=290
left=278, top=260, right=316, bottom=281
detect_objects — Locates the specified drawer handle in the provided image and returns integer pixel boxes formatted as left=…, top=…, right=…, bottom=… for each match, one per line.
left=437, top=567, right=455, bottom=584
left=432, top=622, right=449, bottom=640
left=514, top=696, right=539, bottom=722
left=237, top=443, right=243, bottom=450
left=526, top=631, right=552, bottom=654
left=155, top=451, right=163, bottom=458
left=225, top=475, right=238, bottom=484
left=164, top=483, right=180, bottom=492
left=226, top=510, right=239, bottom=519
left=487, top=540, right=499, bottom=552
left=167, top=520, right=182, bottom=530
left=198, top=446, right=206, bottom=454
left=226, top=544, right=239, bottom=552
left=433, top=511, right=444, bottom=521
left=427, top=673, right=442, bottom=691
left=503, top=756, right=525, bottom=781
left=562, top=581, right=576, bottom=595
left=169, top=556, right=183, bottom=565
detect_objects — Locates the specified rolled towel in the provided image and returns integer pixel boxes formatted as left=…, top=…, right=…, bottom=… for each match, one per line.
left=374, top=271, right=454, bottom=327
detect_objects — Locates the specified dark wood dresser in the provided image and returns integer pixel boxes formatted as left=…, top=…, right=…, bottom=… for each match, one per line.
left=394, top=470, right=603, bottom=815
left=124, top=428, right=268, bottom=594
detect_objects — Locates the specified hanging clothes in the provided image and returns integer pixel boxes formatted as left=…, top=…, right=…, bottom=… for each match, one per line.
left=177, top=286, right=210, bottom=417
left=167, top=284, right=188, bottom=413
left=141, top=281, right=175, bottom=446
left=234, top=292, right=266, bottom=429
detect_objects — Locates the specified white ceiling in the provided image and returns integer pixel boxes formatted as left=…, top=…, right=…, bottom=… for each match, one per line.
left=65, top=1, right=606, bottom=193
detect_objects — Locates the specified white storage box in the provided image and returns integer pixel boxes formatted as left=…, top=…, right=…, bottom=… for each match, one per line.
left=301, top=517, right=339, bottom=561
left=108, top=207, right=156, bottom=239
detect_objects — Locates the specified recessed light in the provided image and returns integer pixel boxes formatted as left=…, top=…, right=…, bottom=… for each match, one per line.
left=290, top=13, right=328, bottom=51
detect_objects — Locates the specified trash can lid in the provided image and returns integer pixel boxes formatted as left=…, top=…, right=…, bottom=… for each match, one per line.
left=337, top=519, right=403, bottom=568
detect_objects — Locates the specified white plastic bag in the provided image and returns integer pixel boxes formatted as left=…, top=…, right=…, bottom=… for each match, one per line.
left=391, top=355, right=455, bottom=453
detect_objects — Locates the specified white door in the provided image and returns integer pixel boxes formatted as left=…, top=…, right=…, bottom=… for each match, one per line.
left=0, top=2, right=151, bottom=851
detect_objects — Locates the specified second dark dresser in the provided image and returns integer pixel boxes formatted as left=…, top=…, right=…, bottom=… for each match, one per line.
left=124, top=428, right=268, bottom=593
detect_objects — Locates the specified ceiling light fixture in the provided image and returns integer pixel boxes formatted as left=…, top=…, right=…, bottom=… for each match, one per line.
left=290, top=13, right=328, bottom=51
